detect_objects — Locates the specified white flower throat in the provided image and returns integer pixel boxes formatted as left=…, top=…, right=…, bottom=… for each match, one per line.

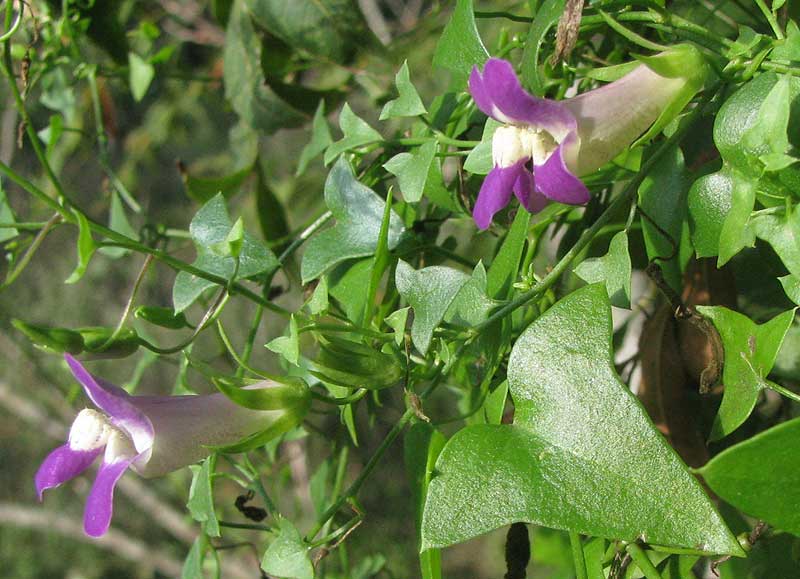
left=492, top=125, right=558, bottom=168
left=69, top=408, right=136, bottom=462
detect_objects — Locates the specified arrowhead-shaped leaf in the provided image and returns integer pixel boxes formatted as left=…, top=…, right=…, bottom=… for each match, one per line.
left=695, top=306, right=795, bottom=441
left=421, top=284, right=741, bottom=556
left=380, top=61, right=427, bottom=120
left=574, top=231, right=632, bottom=308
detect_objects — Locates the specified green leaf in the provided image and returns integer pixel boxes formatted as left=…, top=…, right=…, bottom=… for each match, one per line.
left=421, top=284, right=741, bottom=555
left=444, top=262, right=498, bottom=327
left=380, top=60, right=427, bottom=120
left=329, top=258, right=372, bottom=323
left=696, top=306, right=795, bottom=441
left=306, top=276, right=329, bottom=315
left=699, top=417, right=800, bottom=536
left=486, top=209, right=531, bottom=300
left=463, top=118, right=502, bottom=176
left=751, top=206, right=800, bottom=276
left=741, top=74, right=792, bottom=172
left=383, top=141, right=437, bottom=203
left=266, top=315, right=300, bottom=366
left=134, top=306, right=191, bottom=329
left=520, top=0, right=565, bottom=95
left=181, top=534, right=213, bottom=579
left=432, top=0, right=489, bottom=87
left=770, top=20, right=800, bottom=61
left=247, top=0, right=368, bottom=63
left=638, top=146, right=688, bottom=292
left=173, top=194, right=278, bottom=312
left=395, top=260, right=471, bottom=355
left=718, top=169, right=756, bottom=267
left=687, top=166, right=734, bottom=258
left=404, top=423, right=446, bottom=579
left=300, top=158, right=404, bottom=283
left=224, top=0, right=305, bottom=134
left=574, top=231, right=632, bottom=308
left=0, top=180, right=18, bottom=242
left=260, top=517, right=314, bottom=579
left=296, top=101, right=333, bottom=176
left=187, top=456, right=220, bottom=537
left=65, top=210, right=97, bottom=284
left=323, top=104, right=383, bottom=165
left=180, top=164, right=252, bottom=204
left=779, top=274, right=800, bottom=305
left=385, top=307, right=410, bottom=346
left=99, top=191, right=137, bottom=259
left=209, top=217, right=244, bottom=258
left=128, top=52, right=154, bottom=102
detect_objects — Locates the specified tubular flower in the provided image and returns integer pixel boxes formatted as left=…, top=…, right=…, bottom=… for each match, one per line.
left=468, top=45, right=708, bottom=229
left=35, top=355, right=309, bottom=537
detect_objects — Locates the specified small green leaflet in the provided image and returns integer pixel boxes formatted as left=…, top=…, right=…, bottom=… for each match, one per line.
left=260, top=517, right=314, bottom=579
left=187, top=456, right=220, bottom=537
left=266, top=314, right=300, bottom=366
left=300, top=159, right=405, bottom=283
left=296, top=101, right=333, bottom=176
left=98, top=191, right=137, bottom=259
left=383, top=141, right=437, bottom=203
left=128, top=52, right=155, bottom=102
left=181, top=534, right=216, bottom=579
left=305, top=276, right=329, bottom=315
left=172, top=194, right=278, bottom=312
left=380, top=60, right=427, bottom=120
left=323, top=104, right=383, bottom=165
left=463, top=119, right=501, bottom=176
left=751, top=206, right=800, bottom=277
left=385, top=307, right=410, bottom=345
left=432, top=0, right=488, bottom=87
left=65, top=210, right=98, bottom=284
left=741, top=74, right=793, bottom=172
left=574, top=230, right=632, bottom=308
left=699, top=417, right=800, bottom=537
left=696, top=306, right=795, bottom=441
left=421, top=284, right=741, bottom=555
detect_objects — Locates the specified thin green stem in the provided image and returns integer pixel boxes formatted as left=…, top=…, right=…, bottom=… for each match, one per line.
left=570, top=532, right=588, bottom=579
left=277, top=211, right=332, bottom=264
left=2, top=212, right=61, bottom=288
left=98, top=254, right=153, bottom=350
left=754, top=0, right=784, bottom=39
left=236, top=306, right=263, bottom=379
left=0, top=0, right=22, bottom=42
left=474, top=10, right=531, bottom=23
left=218, top=520, right=272, bottom=532
left=310, top=388, right=368, bottom=405
left=626, top=544, right=663, bottom=579
left=765, top=380, right=800, bottom=404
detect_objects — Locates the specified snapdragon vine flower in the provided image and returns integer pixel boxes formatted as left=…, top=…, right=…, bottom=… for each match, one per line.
left=469, top=45, right=708, bottom=229
left=35, top=355, right=308, bottom=537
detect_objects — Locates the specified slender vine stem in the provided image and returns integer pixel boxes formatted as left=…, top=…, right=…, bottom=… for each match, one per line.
left=626, top=543, right=663, bottom=579
left=1, top=212, right=61, bottom=288
left=570, top=532, right=589, bottom=579
left=754, top=0, right=784, bottom=39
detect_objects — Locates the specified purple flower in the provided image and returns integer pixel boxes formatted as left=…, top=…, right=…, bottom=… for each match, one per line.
left=35, top=355, right=307, bottom=537
left=469, top=48, right=706, bottom=229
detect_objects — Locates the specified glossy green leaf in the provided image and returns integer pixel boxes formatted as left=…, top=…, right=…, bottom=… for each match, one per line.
left=574, top=231, right=632, bottom=308
left=187, top=456, right=220, bottom=537
left=224, top=0, right=305, bottom=134
left=752, top=207, right=800, bottom=276
left=65, top=210, right=97, bottom=284
left=422, top=284, right=741, bottom=555
left=266, top=315, right=300, bottom=366
left=432, top=0, right=488, bottom=87
left=247, top=0, right=368, bottom=63
left=380, top=61, right=427, bottom=120
left=0, top=181, right=18, bottom=242
left=718, top=170, right=756, bottom=267
left=383, top=141, right=437, bottom=203
left=699, top=417, right=800, bottom=536
left=323, top=104, right=383, bottom=165
left=741, top=74, right=791, bottom=172
left=521, top=0, right=565, bottom=95
left=329, top=258, right=372, bottom=323
left=638, top=146, right=688, bottom=292
left=173, top=194, right=278, bottom=312
left=301, top=159, right=404, bottom=283
left=296, top=101, right=333, bottom=176
left=779, top=274, right=800, bottom=305
left=444, top=262, right=498, bottom=327
left=463, top=118, right=501, bottom=176
left=385, top=307, right=410, bottom=345
left=405, top=423, right=446, bottom=579
left=696, top=306, right=795, bottom=441
left=261, top=517, right=313, bottom=579
left=134, top=306, right=190, bottom=329
left=395, top=260, right=470, bottom=354
left=128, top=52, right=154, bottom=102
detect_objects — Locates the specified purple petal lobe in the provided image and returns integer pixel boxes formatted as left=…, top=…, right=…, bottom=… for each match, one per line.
left=83, top=456, right=134, bottom=537
left=64, top=355, right=154, bottom=454
left=478, top=59, right=576, bottom=138
left=513, top=170, right=547, bottom=214
left=468, top=66, right=494, bottom=119
left=473, top=163, right=525, bottom=230
left=533, top=140, right=591, bottom=205
left=35, top=444, right=102, bottom=499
